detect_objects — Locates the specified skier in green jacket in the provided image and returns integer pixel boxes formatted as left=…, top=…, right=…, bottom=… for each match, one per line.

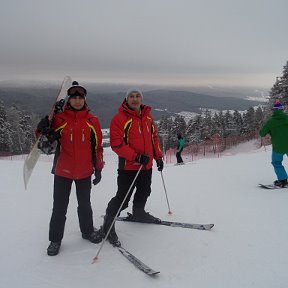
left=259, top=101, right=288, bottom=187
left=176, top=133, right=185, bottom=164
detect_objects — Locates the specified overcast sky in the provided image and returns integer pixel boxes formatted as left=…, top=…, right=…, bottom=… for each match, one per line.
left=1, top=0, right=288, bottom=87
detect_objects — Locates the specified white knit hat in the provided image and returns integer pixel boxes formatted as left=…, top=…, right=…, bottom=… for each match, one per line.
left=125, top=88, right=143, bottom=100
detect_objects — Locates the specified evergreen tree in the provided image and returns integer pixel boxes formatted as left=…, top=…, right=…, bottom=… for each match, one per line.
left=232, top=110, right=244, bottom=135
left=202, top=110, right=215, bottom=139
left=242, top=107, right=255, bottom=134
left=186, top=114, right=203, bottom=143
left=7, top=105, right=23, bottom=154
left=224, top=110, right=235, bottom=137
left=157, top=115, right=170, bottom=153
left=214, top=111, right=226, bottom=138
left=0, top=101, right=12, bottom=153
left=174, top=115, right=186, bottom=137
left=269, top=61, right=288, bottom=107
left=20, top=114, right=34, bottom=153
left=254, top=106, right=265, bottom=130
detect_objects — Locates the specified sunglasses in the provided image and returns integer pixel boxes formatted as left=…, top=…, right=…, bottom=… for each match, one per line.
left=68, top=86, right=87, bottom=97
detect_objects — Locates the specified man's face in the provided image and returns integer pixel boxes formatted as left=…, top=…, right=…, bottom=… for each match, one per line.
left=127, top=92, right=142, bottom=111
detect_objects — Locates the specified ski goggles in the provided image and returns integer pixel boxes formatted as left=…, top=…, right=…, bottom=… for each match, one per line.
left=67, top=86, right=87, bottom=97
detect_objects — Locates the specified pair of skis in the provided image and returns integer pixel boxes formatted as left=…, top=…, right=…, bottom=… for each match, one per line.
left=98, top=213, right=214, bottom=276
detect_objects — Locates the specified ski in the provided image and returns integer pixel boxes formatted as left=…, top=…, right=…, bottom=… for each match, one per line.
left=258, top=183, right=288, bottom=189
left=23, top=76, right=72, bottom=189
left=109, top=213, right=214, bottom=230
left=117, top=246, right=160, bottom=276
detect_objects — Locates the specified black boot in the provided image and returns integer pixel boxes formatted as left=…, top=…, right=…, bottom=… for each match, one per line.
left=101, top=216, right=121, bottom=247
left=274, top=179, right=288, bottom=188
left=47, top=241, right=61, bottom=256
left=132, top=207, right=161, bottom=224
left=82, top=228, right=103, bottom=244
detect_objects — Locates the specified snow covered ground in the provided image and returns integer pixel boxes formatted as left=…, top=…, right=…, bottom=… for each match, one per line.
left=1, top=141, right=288, bottom=288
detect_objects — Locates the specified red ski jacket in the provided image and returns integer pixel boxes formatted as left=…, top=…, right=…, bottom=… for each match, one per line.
left=110, top=100, right=163, bottom=170
left=51, top=105, right=104, bottom=179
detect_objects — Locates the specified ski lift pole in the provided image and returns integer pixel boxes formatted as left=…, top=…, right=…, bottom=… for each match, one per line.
left=160, top=171, right=172, bottom=215
left=92, top=165, right=143, bottom=263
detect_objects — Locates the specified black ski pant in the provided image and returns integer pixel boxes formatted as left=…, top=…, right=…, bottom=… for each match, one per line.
left=176, top=151, right=183, bottom=163
left=49, top=175, right=94, bottom=242
left=105, top=169, right=152, bottom=219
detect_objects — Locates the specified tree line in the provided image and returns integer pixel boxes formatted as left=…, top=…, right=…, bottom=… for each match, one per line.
left=1, top=61, right=288, bottom=156
left=0, top=102, right=36, bottom=155
left=157, top=106, right=265, bottom=153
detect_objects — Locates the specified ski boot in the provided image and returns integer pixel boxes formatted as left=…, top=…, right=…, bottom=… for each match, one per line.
left=82, top=228, right=103, bottom=244
left=274, top=179, right=288, bottom=188
left=47, top=241, right=61, bottom=256
left=101, top=215, right=121, bottom=247
left=132, top=208, right=161, bottom=224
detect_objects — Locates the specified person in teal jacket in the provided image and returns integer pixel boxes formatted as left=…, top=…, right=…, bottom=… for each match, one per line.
left=259, top=101, right=288, bottom=187
left=176, top=133, right=185, bottom=164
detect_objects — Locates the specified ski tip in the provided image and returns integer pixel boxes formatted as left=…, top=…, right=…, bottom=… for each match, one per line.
left=150, top=271, right=160, bottom=276
left=200, top=223, right=214, bottom=230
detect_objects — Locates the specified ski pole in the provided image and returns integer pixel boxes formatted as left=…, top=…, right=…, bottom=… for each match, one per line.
left=160, top=171, right=172, bottom=215
left=92, top=165, right=143, bottom=263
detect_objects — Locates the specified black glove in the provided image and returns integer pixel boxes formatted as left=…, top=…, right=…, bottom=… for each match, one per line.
left=37, top=116, right=50, bottom=134
left=135, top=154, right=150, bottom=165
left=156, top=159, right=164, bottom=172
left=37, top=135, right=56, bottom=155
left=54, top=99, right=65, bottom=114
left=93, top=170, right=102, bottom=185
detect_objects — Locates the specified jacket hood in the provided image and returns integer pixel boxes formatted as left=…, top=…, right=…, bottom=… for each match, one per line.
left=272, top=109, right=287, bottom=119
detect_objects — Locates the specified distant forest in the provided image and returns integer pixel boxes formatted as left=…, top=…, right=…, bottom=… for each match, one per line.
left=157, top=106, right=266, bottom=153
left=1, top=60, right=288, bottom=155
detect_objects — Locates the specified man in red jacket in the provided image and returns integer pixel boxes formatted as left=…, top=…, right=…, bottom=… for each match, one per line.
left=101, top=88, right=164, bottom=246
left=37, top=81, right=104, bottom=256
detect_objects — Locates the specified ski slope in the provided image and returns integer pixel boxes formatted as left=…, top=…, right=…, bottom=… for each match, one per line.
left=0, top=141, right=287, bottom=288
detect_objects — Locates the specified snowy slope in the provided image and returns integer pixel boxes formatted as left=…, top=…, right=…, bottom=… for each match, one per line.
left=0, top=142, right=288, bottom=288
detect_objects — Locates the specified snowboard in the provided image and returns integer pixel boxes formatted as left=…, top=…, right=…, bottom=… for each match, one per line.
left=258, top=183, right=287, bottom=189
left=23, top=76, right=72, bottom=189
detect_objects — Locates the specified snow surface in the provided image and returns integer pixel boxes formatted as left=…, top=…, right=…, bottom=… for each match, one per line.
left=1, top=141, right=288, bottom=288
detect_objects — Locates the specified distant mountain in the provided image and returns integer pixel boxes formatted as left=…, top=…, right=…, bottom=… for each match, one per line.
left=0, top=84, right=265, bottom=128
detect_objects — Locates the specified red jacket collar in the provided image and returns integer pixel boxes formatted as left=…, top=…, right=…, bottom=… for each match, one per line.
left=119, top=99, right=151, bottom=117
left=63, top=104, right=90, bottom=119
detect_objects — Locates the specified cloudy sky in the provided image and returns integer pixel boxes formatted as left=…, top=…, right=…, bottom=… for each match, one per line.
left=1, top=0, right=288, bottom=87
